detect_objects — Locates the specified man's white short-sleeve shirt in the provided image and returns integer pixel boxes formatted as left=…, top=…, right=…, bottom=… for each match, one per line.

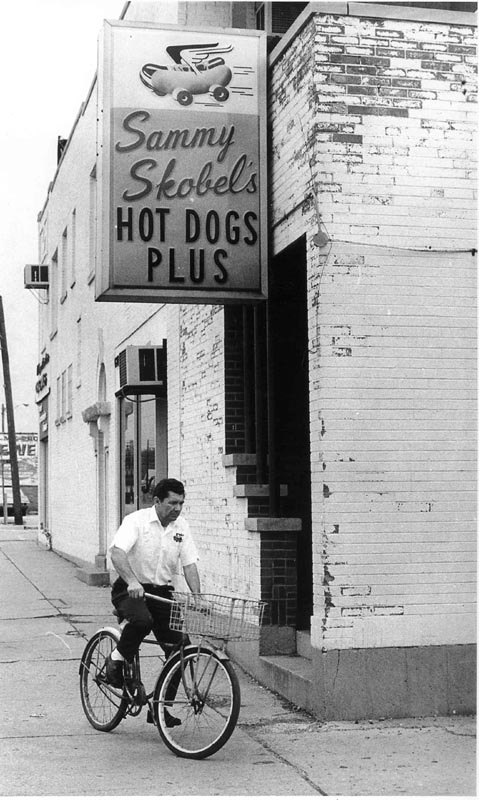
left=109, top=506, right=198, bottom=585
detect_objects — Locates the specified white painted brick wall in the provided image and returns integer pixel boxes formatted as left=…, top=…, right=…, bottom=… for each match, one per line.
left=271, top=11, right=477, bottom=650
left=166, top=304, right=261, bottom=598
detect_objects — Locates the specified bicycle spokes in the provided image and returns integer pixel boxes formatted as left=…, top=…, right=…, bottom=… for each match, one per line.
left=79, top=631, right=129, bottom=731
left=184, top=651, right=221, bottom=709
left=154, top=647, right=240, bottom=758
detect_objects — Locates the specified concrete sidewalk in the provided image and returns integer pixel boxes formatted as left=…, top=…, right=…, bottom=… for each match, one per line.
left=0, top=520, right=476, bottom=797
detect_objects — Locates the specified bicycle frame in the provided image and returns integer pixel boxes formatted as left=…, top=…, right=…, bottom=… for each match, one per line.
left=88, top=619, right=231, bottom=723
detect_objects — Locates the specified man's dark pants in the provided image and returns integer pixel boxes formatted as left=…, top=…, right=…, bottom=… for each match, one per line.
left=111, top=577, right=188, bottom=661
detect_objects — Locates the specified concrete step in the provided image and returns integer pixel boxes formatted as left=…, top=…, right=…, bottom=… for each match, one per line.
left=260, top=654, right=314, bottom=712
left=76, top=567, right=111, bottom=587
left=296, top=630, right=312, bottom=660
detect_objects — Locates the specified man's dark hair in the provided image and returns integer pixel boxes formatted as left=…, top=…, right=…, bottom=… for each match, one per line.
left=153, top=478, right=185, bottom=501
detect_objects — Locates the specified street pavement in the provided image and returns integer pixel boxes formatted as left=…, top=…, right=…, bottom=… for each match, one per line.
left=0, top=518, right=476, bottom=797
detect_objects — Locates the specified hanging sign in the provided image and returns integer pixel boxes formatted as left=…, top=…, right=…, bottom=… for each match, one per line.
left=95, top=21, right=268, bottom=304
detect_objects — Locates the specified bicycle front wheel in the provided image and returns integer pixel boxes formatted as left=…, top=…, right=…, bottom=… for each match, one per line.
left=153, top=646, right=240, bottom=759
left=79, top=630, right=128, bottom=731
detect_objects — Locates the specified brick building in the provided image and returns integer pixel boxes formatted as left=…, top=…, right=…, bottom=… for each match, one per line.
left=32, top=1, right=476, bottom=719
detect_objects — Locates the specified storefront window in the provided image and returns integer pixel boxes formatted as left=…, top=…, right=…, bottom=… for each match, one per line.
left=120, top=394, right=167, bottom=519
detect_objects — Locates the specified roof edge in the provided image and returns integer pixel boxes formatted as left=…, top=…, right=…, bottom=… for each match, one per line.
left=269, top=1, right=477, bottom=67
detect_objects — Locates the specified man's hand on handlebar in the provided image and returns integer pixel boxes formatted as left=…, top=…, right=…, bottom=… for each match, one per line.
left=189, top=593, right=209, bottom=614
left=127, top=580, right=144, bottom=599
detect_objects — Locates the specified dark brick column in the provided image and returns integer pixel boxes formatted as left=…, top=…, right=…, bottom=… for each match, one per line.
left=246, top=517, right=302, bottom=655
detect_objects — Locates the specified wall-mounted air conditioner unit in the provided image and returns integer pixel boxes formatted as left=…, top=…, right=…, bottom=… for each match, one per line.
left=115, top=341, right=167, bottom=397
left=24, top=264, right=49, bottom=289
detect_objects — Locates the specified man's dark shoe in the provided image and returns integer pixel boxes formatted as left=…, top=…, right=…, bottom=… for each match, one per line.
left=147, top=708, right=182, bottom=727
left=104, top=655, right=124, bottom=688
left=164, top=709, right=182, bottom=728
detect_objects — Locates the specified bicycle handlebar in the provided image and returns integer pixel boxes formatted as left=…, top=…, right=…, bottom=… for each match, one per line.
left=144, top=592, right=175, bottom=605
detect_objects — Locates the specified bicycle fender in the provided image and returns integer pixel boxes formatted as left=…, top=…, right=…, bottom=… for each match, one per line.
left=79, top=627, right=120, bottom=675
left=93, top=626, right=120, bottom=639
left=210, top=648, right=230, bottom=662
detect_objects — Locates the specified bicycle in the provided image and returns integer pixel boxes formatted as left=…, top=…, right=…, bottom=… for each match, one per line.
left=79, top=591, right=265, bottom=759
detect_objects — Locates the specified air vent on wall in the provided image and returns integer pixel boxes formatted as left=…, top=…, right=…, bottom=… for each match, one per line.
left=24, top=264, right=49, bottom=289
left=115, top=341, right=167, bottom=397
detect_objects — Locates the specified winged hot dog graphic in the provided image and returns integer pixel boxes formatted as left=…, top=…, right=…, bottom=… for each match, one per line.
left=140, top=42, right=233, bottom=106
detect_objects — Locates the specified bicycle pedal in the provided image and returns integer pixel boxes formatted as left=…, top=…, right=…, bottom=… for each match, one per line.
left=126, top=681, right=146, bottom=702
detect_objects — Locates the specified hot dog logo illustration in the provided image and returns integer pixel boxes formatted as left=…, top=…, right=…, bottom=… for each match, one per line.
left=140, top=42, right=253, bottom=107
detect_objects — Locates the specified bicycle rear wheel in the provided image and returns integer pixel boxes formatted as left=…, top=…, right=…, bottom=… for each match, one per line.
left=79, top=630, right=128, bottom=731
left=153, top=646, right=240, bottom=759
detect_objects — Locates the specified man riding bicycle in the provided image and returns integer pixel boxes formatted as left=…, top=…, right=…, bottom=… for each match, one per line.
left=106, top=478, right=201, bottom=725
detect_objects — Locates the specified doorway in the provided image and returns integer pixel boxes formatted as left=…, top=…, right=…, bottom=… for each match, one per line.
left=270, top=235, right=312, bottom=629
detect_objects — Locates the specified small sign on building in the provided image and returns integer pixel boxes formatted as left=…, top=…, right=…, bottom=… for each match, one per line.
left=0, top=433, right=38, bottom=487
left=95, top=21, right=268, bottom=304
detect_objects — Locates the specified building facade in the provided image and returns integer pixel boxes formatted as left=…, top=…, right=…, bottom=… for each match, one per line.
left=32, top=1, right=477, bottom=719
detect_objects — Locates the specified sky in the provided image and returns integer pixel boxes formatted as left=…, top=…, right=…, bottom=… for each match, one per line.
left=0, top=0, right=125, bottom=433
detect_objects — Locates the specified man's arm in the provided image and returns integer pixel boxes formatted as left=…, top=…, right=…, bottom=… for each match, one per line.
left=110, top=546, right=143, bottom=598
left=183, top=562, right=201, bottom=595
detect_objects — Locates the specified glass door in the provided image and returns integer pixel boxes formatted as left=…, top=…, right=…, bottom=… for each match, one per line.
left=139, top=396, right=157, bottom=510
left=120, top=395, right=167, bottom=519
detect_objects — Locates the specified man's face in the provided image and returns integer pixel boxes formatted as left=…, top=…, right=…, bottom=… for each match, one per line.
left=155, top=491, right=185, bottom=526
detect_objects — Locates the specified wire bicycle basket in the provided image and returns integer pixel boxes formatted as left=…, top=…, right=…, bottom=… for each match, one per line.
left=169, top=592, right=266, bottom=641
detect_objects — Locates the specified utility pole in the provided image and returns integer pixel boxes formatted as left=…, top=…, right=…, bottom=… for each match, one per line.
left=0, top=297, right=23, bottom=525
